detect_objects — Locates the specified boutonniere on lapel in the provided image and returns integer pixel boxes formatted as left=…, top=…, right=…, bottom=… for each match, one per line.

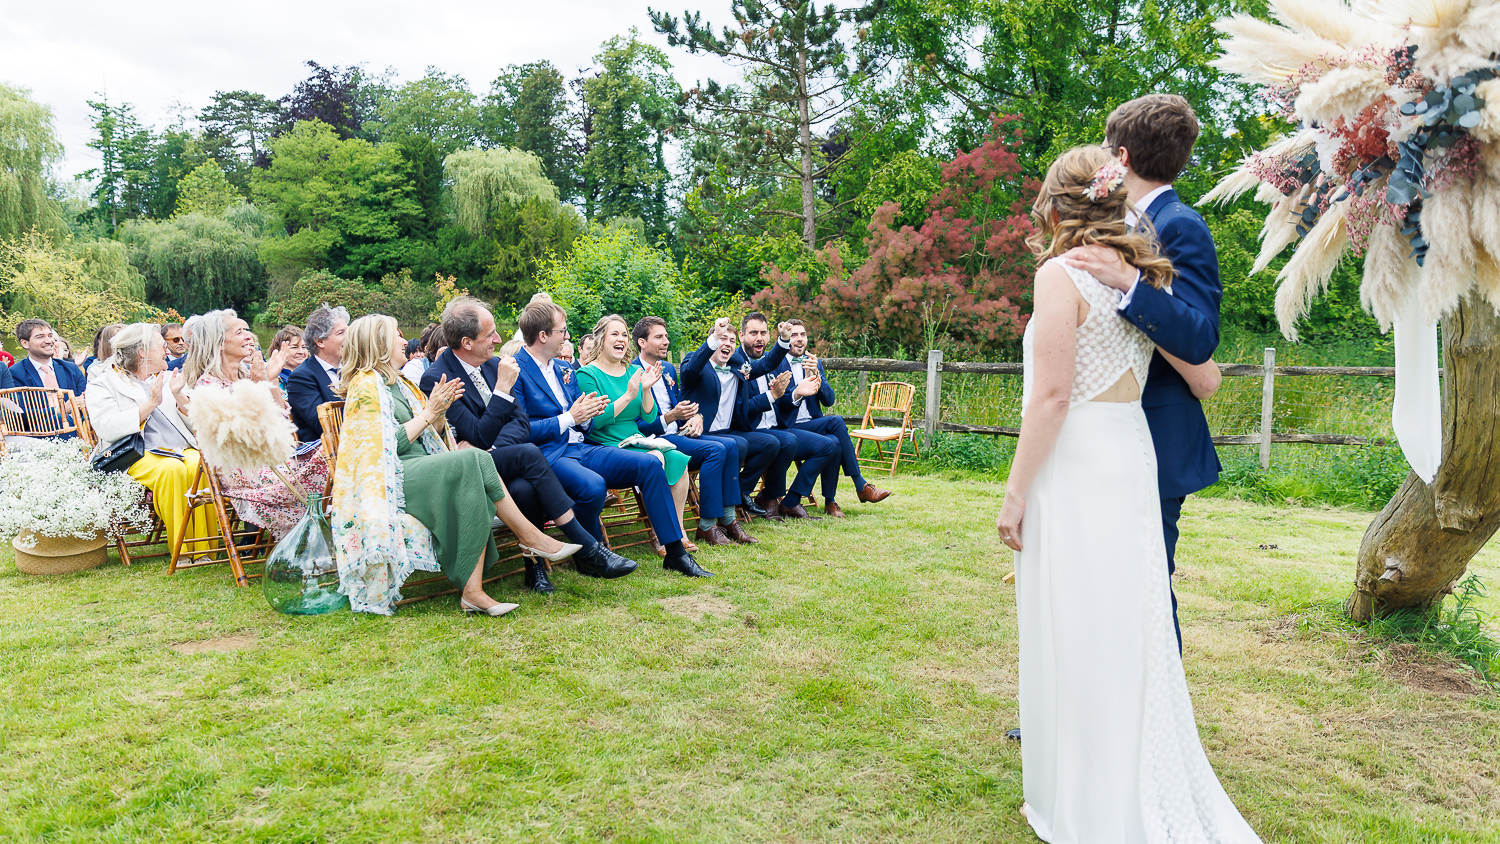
left=739, top=363, right=752, bottom=378
left=664, top=372, right=675, bottom=389
left=562, top=367, right=573, bottom=385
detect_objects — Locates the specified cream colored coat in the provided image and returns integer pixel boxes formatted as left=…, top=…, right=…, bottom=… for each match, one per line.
left=84, top=364, right=196, bottom=458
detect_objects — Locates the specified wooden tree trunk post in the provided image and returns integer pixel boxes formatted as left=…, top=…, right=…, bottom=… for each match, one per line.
left=858, top=369, right=869, bottom=407
left=925, top=350, right=943, bottom=450
left=1349, top=296, right=1500, bottom=622
left=1260, top=347, right=1276, bottom=471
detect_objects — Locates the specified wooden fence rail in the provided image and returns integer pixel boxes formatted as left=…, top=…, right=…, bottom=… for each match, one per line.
left=822, top=350, right=1416, bottom=470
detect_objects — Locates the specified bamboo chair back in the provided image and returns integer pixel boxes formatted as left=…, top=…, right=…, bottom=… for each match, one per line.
left=849, top=381, right=920, bottom=476
left=0, top=387, right=83, bottom=441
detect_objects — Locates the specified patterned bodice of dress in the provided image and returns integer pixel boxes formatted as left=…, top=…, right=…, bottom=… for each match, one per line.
left=1022, top=258, right=1155, bottom=413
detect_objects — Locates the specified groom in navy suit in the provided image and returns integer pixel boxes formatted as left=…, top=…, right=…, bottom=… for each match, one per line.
left=511, top=301, right=711, bottom=577
left=1065, top=94, right=1223, bottom=653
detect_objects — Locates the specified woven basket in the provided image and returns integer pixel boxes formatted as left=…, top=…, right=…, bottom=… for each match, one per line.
left=12, top=532, right=109, bottom=575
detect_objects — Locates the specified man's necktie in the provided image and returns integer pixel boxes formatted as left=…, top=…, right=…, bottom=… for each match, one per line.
left=469, top=369, right=493, bottom=403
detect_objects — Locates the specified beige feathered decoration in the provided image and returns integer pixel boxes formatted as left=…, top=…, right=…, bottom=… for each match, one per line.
left=1213, top=14, right=1349, bottom=83
left=189, top=380, right=297, bottom=474
left=1254, top=194, right=1306, bottom=274
left=1272, top=0, right=1390, bottom=47
left=1296, top=65, right=1396, bottom=124
left=1362, top=223, right=1421, bottom=330
left=1275, top=204, right=1350, bottom=340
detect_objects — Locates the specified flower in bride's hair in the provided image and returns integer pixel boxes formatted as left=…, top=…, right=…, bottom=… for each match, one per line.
left=1085, top=160, right=1128, bottom=202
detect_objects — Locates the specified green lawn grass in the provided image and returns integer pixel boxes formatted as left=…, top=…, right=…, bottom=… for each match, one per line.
left=2, top=476, right=1498, bottom=843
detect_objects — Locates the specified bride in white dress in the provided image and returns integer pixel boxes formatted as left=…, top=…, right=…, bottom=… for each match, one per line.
left=996, top=145, right=1262, bottom=843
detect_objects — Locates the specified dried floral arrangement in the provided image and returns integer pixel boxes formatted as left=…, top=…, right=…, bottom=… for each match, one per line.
left=1204, top=0, right=1500, bottom=336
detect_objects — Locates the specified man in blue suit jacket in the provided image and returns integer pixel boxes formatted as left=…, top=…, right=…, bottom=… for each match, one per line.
left=679, top=320, right=804, bottom=518
left=1064, top=94, right=1224, bottom=652
left=9, top=319, right=86, bottom=439
left=731, top=312, right=840, bottom=519
left=285, top=305, right=348, bottom=444
left=771, top=321, right=892, bottom=515
left=421, top=297, right=635, bottom=587
left=512, top=301, right=711, bottom=577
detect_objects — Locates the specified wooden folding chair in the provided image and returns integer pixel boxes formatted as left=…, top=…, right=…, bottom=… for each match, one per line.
left=314, top=400, right=546, bottom=606
left=0, top=387, right=84, bottom=451
left=165, top=457, right=276, bottom=587
left=849, top=381, right=920, bottom=476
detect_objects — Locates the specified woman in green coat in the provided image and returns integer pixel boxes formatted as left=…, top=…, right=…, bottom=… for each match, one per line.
left=575, top=314, right=694, bottom=547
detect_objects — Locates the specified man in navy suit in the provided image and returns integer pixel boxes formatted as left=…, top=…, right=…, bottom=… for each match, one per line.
left=772, top=320, right=892, bottom=515
left=632, top=316, right=758, bottom=545
left=9, top=319, right=86, bottom=439
left=421, top=297, right=636, bottom=588
left=731, top=313, right=841, bottom=519
left=285, top=305, right=348, bottom=444
left=512, top=301, right=711, bottom=577
left=679, top=320, right=801, bottom=518
left=1064, top=94, right=1223, bottom=653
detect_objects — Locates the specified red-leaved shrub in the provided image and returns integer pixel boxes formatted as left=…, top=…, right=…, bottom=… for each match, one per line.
left=753, top=115, right=1037, bottom=357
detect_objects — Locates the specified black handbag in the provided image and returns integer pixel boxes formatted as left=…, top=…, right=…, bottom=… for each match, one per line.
left=91, top=432, right=146, bottom=473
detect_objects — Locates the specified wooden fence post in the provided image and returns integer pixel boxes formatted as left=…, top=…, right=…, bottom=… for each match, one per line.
left=925, top=349, right=943, bottom=449
left=1260, top=347, right=1276, bottom=470
left=857, top=370, right=869, bottom=406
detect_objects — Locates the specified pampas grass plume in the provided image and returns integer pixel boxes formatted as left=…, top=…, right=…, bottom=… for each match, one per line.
left=1254, top=195, right=1305, bottom=274
left=1296, top=65, right=1395, bottom=125
left=1275, top=203, right=1350, bottom=339
left=189, top=380, right=296, bottom=472
left=1362, top=223, right=1420, bottom=331
left=1419, top=181, right=1478, bottom=322
left=1213, top=15, right=1347, bottom=83
left=1272, top=0, right=1390, bottom=46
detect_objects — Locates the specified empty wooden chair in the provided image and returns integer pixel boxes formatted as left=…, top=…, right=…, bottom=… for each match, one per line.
left=0, top=387, right=84, bottom=451
left=849, top=381, right=920, bottom=476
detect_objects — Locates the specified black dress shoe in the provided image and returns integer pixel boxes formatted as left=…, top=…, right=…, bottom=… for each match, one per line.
left=524, top=557, right=555, bottom=594
left=663, top=551, right=714, bottom=577
left=572, top=543, right=637, bottom=579
left=1005, top=729, right=1021, bottom=742
left=740, top=495, right=768, bottom=518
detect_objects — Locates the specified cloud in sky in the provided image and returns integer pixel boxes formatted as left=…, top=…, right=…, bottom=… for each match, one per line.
left=0, top=0, right=737, bottom=181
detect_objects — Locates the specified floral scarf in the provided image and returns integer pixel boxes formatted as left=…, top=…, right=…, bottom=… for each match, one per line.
left=331, top=371, right=445, bottom=615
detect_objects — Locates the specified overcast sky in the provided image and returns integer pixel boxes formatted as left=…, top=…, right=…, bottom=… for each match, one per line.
left=0, top=0, right=738, bottom=183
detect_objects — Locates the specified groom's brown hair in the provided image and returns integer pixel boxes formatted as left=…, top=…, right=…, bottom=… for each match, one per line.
left=1104, top=94, right=1200, bottom=184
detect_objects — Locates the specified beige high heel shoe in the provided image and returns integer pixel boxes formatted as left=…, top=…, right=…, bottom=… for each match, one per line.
left=460, top=598, right=519, bottom=617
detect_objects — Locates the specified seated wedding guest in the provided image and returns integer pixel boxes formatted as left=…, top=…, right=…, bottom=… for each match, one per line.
left=512, top=300, right=710, bottom=577
left=82, top=323, right=124, bottom=377
left=85, top=323, right=218, bottom=546
left=161, top=323, right=188, bottom=365
left=332, top=314, right=580, bottom=616
left=268, top=325, right=309, bottom=397
left=399, top=323, right=440, bottom=382
left=184, top=310, right=331, bottom=541
left=420, top=297, right=636, bottom=590
left=731, top=313, right=841, bottom=518
left=576, top=334, right=597, bottom=368
left=679, top=321, right=790, bottom=518
left=286, top=304, right=348, bottom=443
left=0, top=349, right=13, bottom=366
left=632, top=316, right=758, bottom=545
left=577, top=315, right=709, bottom=553
left=774, top=320, right=891, bottom=511
left=9, top=319, right=87, bottom=439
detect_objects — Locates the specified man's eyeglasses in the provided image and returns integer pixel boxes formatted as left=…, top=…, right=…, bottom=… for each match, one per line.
left=545, top=327, right=571, bottom=339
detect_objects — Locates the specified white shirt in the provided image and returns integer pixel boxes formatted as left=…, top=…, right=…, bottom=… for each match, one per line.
left=316, top=355, right=340, bottom=380
left=539, top=358, right=585, bottom=444
left=1118, top=184, right=1173, bottom=311
left=648, top=368, right=677, bottom=435
left=752, top=373, right=776, bottom=429
left=457, top=358, right=514, bottom=405
left=399, top=357, right=427, bottom=383
left=788, top=358, right=815, bottom=423
left=710, top=369, right=737, bottom=432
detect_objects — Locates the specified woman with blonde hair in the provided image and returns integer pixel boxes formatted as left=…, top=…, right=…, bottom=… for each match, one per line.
left=995, top=145, right=1256, bottom=842
left=574, top=315, right=700, bottom=551
left=184, top=310, right=330, bottom=541
left=331, top=314, right=580, bottom=616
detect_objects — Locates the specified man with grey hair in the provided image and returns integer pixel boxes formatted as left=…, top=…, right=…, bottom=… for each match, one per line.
left=286, top=303, right=349, bottom=443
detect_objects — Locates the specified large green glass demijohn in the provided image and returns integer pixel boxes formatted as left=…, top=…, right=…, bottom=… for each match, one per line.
left=262, top=492, right=348, bottom=615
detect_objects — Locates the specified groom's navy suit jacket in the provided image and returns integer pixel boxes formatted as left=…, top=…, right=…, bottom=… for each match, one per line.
left=1121, top=188, right=1223, bottom=500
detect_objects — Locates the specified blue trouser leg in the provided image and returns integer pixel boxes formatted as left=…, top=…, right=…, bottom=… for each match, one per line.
left=704, top=430, right=780, bottom=498
left=785, top=427, right=838, bottom=502
left=665, top=435, right=732, bottom=520
left=578, top=443, right=684, bottom=544
left=1161, top=494, right=1185, bottom=655
left=549, top=455, right=608, bottom=542
left=792, top=415, right=864, bottom=501
left=758, top=428, right=799, bottom=499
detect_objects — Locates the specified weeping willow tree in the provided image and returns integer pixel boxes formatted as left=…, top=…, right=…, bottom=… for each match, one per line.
left=119, top=203, right=270, bottom=315
left=0, top=229, right=163, bottom=345
left=0, top=83, right=66, bottom=241
left=443, top=147, right=560, bottom=238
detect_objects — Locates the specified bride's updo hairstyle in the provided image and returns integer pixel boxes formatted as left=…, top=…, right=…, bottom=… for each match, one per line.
left=1027, top=145, right=1174, bottom=290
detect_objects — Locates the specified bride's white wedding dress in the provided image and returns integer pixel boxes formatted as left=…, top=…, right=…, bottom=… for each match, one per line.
left=1015, top=259, right=1261, bottom=843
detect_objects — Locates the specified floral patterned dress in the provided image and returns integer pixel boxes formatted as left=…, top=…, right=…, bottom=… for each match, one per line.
left=196, top=373, right=331, bottom=541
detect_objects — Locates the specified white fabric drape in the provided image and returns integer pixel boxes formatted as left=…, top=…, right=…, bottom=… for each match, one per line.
left=1391, top=292, right=1442, bottom=484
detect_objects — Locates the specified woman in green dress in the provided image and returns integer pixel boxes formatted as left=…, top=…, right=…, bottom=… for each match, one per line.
left=330, top=315, right=580, bottom=617
left=575, top=314, right=694, bottom=544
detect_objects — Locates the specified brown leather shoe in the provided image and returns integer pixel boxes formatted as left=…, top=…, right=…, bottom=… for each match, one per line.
left=824, top=501, right=846, bottom=518
left=777, top=502, right=822, bottom=520
left=857, top=483, right=891, bottom=503
left=753, top=492, right=779, bottom=512
left=723, top=521, right=759, bottom=544
left=604, top=492, right=622, bottom=508
left=693, top=525, right=736, bottom=546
